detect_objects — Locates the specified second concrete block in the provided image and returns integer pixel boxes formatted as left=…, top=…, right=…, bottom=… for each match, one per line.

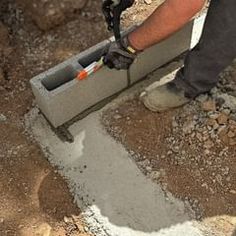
left=129, top=21, right=194, bottom=84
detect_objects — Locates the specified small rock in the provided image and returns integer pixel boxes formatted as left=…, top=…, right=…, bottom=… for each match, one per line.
left=218, top=126, right=228, bottom=137
left=222, top=108, right=231, bottom=115
left=64, top=216, right=70, bottom=223
left=230, top=113, right=236, bottom=121
left=201, top=183, right=208, bottom=189
left=213, top=122, right=220, bottom=130
left=215, top=97, right=225, bottom=107
left=196, top=133, right=203, bottom=142
left=217, top=93, right=236, bottom=111
left=35, top=223, right=52, bottom=236
left=144, top=0, right=152, bottom=4
left=226, top=176, right=231, bottom=182
left=139, top=159, right=150, bottom=167
left=84, top=226, right=89, bottom=232
left=229, top=120, right=236, bottom=126
left=230, top=190, right=236, bottom=194
left=161, top=155, right=165, bottom=159
left=146, top=166, right=152, bottom=172
left=206, top=118, right=218, bottom=127
left=149, top=171, right=160, bottom=180
left=209, top=113, right=219, bottom=120
left=183, top=120, right=196, bottom=134
left=0, top=114, right=6, bottom=122
left=221, top=134, right=230, bottom=145
left=223, top=167, right=230, bottom=176
left=216, top=174, right=223, bottom=185
left=204, top=139, right=214, bottom=149
left=210, top=87, right=218, bottom=95
left=196, top=94, right=209, bottom=103
left=229, top=138, right=236, bottom=146
left=172, top=146, right=180, bottom=153
left=217, top=113, right=228, bottom=125
left=227, top=130, right=235, bottom=138
left=202, top=100, right=216, bottom=112
left=204, top=149, right=210, bottom=155
left=167, top=150, right=173, bottom=156
left=181, top=150, right=186, bottom=155
left=114, top=114, right=122, bottom=120
left=172, top=120, right=178, bottom=128
left=202, top=134, right=210, bottom=142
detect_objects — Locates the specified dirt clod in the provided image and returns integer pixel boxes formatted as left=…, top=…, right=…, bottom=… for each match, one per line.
left=18, top=0, right=87, bottom=30
left=202, top=100, right=216, bottom=112
left=217, top=112, right=229, bottom=125
left=35, top=223, right=52, bottom=236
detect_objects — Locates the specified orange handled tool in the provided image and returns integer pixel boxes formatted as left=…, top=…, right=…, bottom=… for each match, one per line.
left=77, top=57, right=104, bottom=81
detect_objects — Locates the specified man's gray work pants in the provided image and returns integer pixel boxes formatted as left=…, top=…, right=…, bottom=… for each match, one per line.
left=175, top=0, right=236, bottom=98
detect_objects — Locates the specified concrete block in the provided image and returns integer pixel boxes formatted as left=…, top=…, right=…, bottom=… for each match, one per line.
left=30, top=40, right=128, bottom=128
left=128, top=21, right=194, bottom=84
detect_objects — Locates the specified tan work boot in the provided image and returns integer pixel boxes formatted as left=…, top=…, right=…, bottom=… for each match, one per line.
left=140, top=71, right=190, bottom=112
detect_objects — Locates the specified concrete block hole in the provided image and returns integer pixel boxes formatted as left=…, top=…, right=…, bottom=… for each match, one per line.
left=41, top=45, right=107, bottom=91
left=78, top=46, right=105, bottom=68
left=41, top=65, right=78, bottom=91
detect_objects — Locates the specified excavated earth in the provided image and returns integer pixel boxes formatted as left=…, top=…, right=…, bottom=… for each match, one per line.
left=2, top=0, right=234, bottom=235
left=0, top=0, right=161, bottom=235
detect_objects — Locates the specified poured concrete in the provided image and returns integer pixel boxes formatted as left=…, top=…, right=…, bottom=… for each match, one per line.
left=27, top=64, right=205, bottom=236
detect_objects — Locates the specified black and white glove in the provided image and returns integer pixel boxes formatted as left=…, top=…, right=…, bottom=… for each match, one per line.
left=103, top=36, right=137, bottom=70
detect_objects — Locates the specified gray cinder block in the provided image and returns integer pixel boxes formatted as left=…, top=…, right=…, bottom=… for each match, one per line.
left=128, top=21, right=194, bottom=84
left=31, top=16, right=206, bottom=128
left=30, top=40, right=128, bottom=128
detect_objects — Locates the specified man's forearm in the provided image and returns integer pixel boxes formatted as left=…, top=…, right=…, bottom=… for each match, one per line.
left=128, top=0, right=205, bottom=51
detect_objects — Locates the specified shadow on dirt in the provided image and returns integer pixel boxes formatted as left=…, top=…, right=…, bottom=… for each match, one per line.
left=38, top=171, right=80, bottom=221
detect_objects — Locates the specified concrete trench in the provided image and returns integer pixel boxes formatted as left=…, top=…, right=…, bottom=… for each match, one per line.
left=27, top=14, right=208, bottom=236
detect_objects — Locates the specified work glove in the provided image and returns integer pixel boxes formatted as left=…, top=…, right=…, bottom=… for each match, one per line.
left=103, top=36, right=137, bottom=70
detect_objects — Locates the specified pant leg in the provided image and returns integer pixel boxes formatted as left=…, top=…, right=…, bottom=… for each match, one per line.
left=175, top=0, right=236, bottom=98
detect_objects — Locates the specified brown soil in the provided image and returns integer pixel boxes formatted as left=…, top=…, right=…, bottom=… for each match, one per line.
left=17, top=0, right=87, bottom=31
left=0, top=0, right=160, bottom=235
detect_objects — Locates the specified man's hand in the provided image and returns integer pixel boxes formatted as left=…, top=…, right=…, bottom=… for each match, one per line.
left=103, top=37, right=137, bottom=70
left=102, top=0, right=136, bottom=70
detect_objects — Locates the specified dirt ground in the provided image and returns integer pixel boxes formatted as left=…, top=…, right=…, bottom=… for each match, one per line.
left=103, top=63, right=236, bottom=235
left=0, top=0, right=161, bottom=235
